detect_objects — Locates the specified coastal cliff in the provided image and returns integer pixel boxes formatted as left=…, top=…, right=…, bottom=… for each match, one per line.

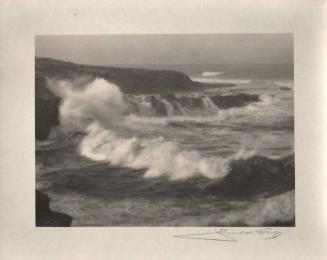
left=36, top=58, right=197, bottom=94
left=35, top=57, right=200, bottom=140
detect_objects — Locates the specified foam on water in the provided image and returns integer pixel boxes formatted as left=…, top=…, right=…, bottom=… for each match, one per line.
left=51, top=77, right=256, bottom=180
left=201, top=71, right=224, bottom=77
left=80, top=122, right=255, bottom=180
left=38, top=76, right=294, bottom=226
left=274, top=80, right=294, bottom=88
left=191, top=77, right=252, bottom=84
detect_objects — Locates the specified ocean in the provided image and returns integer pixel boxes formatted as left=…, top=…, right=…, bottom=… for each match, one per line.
left=36, top=63, right=294, bottom=226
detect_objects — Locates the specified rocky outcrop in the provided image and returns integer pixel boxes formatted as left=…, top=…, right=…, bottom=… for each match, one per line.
left=36, top=57, right=196, bottom=95
left=203, top=155, right=295, bottom=199
left=210, top=93, right=260, bottom=109
left=35, top=57, right=204, bottom=140
left=35, top=97, right=60, bottom=140
left=148, top=95, right=169, bottom=116
left=36, top=190, right=73, bottom=227
left=35, top=74, right=61, bottom=140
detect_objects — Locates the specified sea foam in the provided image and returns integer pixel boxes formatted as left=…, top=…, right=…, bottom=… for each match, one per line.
left=52, top=78, right=254, bottom=180
left=201, top=71, right=224, bottom=77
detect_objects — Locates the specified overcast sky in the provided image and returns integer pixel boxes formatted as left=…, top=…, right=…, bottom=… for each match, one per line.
left=36, top=34, right=293, bottom=67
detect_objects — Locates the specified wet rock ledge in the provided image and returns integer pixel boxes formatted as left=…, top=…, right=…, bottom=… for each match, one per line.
left=36, top=190, right=73, bottom=227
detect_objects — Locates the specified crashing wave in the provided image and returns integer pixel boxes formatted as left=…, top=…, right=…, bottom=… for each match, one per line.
left=48, top=77, right=263, bottom=180
left=274, top=80, right=293, bottom=88
left=201, top=71, right=224, bottom=77
left=79, top=122, right=256, bottom=180
left=191, top=77, right=252, bottom=84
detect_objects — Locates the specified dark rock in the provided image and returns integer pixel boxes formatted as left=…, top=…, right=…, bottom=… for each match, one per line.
left=203, top=155, right=295, bottom=199
left=35, top=57, right=207, bottom=139
left=210, top=93, right=260, bottom=109
left=36, top=57, right=194, bottom=95
left=177, top=96, right=203, bottom=109
left=161, top=94, right=184, bottom=115
left=35, top=72, right=61, bottom=140
left=35, top=98, right=60, bottom=140
left=149, top=96, right=167, bottom=116
left=36, top=190, right=73, bottom=227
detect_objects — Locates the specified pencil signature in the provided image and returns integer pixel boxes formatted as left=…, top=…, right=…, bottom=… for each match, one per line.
left=174, top=227, right=282, bottom=242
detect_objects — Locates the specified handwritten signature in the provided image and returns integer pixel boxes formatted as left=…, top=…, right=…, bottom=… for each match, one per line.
left=174, top=228, right=282, bottom=242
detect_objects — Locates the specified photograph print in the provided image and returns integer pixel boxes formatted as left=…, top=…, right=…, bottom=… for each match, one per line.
left=35, top=34, right=294, bottom=227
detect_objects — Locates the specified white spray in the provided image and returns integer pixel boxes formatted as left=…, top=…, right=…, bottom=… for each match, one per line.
left=51, top=78, right=253, bottom=180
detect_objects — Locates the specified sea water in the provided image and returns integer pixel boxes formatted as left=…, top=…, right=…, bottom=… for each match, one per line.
left=36, top=64, right=294, bottom=226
